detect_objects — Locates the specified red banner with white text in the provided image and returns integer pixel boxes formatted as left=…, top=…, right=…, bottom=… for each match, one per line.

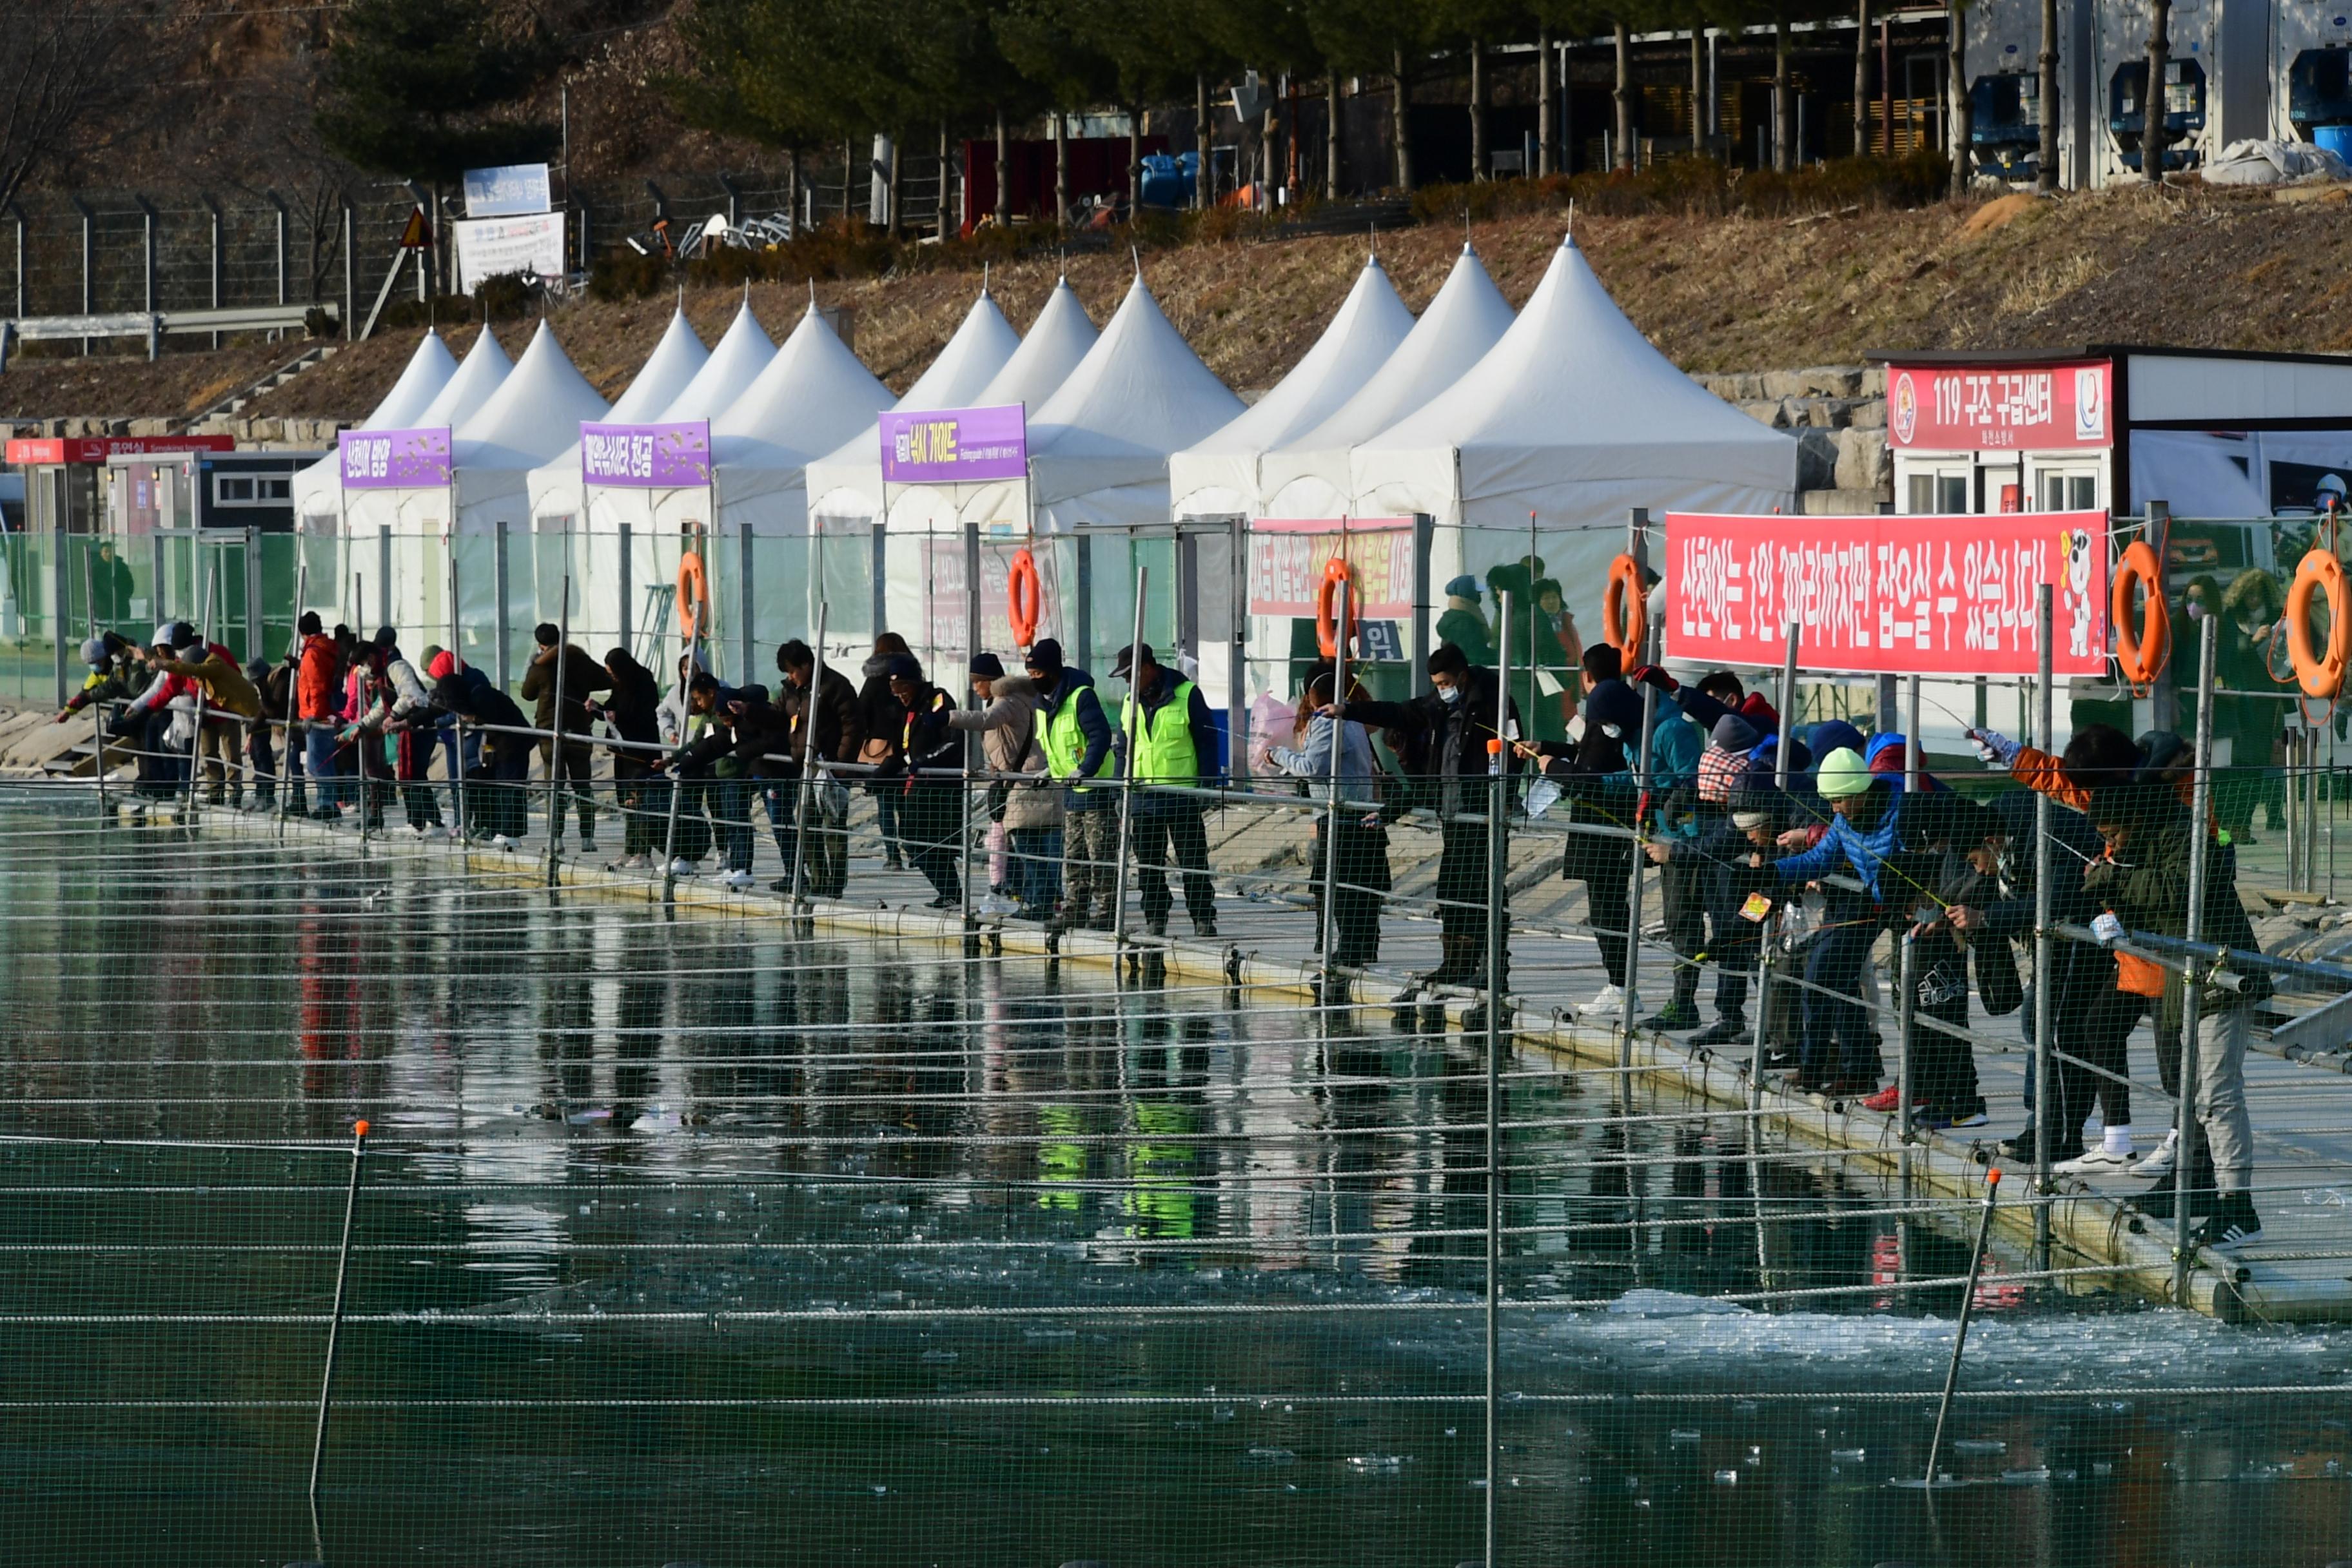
left=1665, top=511, right=2111, bottom=678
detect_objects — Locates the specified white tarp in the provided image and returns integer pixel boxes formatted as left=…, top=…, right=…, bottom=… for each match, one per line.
left=1349, top=233, right=1798, bottom=600
left=454, top=212, right=567, bottom=291
left=293, top=330, right=458, bottom=531
left=2201, top=138, right=2352, bottom=186
left=1258, top=244, right=1514, bottom=520
left=802, top=286, right=1022, bottom=533
left=1170, top=254, right=1414, bottom=521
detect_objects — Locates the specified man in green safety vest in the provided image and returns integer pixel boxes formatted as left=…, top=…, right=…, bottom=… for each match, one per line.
left=1026, top=639, right=1116, bottom=931
left=1110, top=642, right=1220, bottom=939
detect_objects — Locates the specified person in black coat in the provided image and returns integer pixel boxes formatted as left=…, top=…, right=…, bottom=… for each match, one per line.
left=433, top=674, right=532, bottom=843
left=857, top=633, right=914, bottom=869
left=1337, top=642, right=1519, bottom=991
left=590, top=647, right=665, bottom=866
left=876, top=654, right=963, bottom=907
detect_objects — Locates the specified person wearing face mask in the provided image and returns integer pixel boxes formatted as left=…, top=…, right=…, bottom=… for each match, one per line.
left=1335, top=641, right=1520, bottom=994
left=1518, top=667, right=1642, bottom=1017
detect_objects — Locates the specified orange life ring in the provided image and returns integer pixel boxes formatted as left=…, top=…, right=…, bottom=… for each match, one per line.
left=1315, top=556, right=1360, bottom=658
left=1602, top=553, right=1647, bottom=654
left=2110, top=540, right=2169, bottom=688
left=2286, top=549, right=2350, bottom=700
left=1005, top=547, right=1042, bottom=647
left=676, top=549, right=711, bottom=643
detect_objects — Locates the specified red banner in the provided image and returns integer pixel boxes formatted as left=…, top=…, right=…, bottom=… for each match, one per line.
left=1665, top=511, right=2112, bottom=678
left=1246, top=518, right=1415, bottom=619
left=5, top=435, right=236, bottom=466
left=1885, top=360, right=2111, bottom=451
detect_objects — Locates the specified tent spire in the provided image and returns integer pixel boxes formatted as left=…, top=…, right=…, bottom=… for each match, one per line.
left=1130, top=244, right=1141, bottom=278
left=982, top=261, right=991, bottom=297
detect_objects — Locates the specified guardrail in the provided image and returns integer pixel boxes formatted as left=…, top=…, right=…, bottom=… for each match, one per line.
left=0, top=302, right=335, bottom=369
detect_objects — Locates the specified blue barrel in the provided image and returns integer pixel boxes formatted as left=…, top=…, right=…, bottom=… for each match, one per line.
left=2317, top=123, right=2352, bottom=163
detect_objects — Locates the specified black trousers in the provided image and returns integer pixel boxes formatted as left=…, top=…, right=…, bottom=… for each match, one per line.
left=1905, top=932, right=1981, bottom=1113
left=1578, top=844, right=1635, bottom=988
left=1312, top=811, right=1390, bottom=965
left=1658, top=855, right=1708, bottom=1009
left=1703, top=861, right=1761, bottom=1019
left=1132, top=804, right=1213, bottom=927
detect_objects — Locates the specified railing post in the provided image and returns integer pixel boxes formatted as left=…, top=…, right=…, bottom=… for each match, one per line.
left=49, top=524, right=68, bottom=711
left=1320, top=574, right=1349, bottom=985
left=309, top=1118, right=370, bottom=1501
left=1618, top=622, right=1658, bottom=1055
left=1923, top=1170, right=2001, bottom=1489
left=961, top=522, right=979, bottom=928
left=790, top=603, right=827, bottom=908
left=493, top=518, right=511, bottom=692
left=2173, top=611, right=2219, bottom=1301
left=1482, top=586, right=1512, bottom=1568
left=617, top=520, right=632, bottom=657
left=2032, top=583, right=2054, bottom=1273
left=546, top=575, right=572, bottom=886
left=1111, top=566, right=1148, bottom=952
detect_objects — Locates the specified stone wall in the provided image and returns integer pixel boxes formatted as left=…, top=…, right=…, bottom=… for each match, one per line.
left=1693, top=363, right=1891, bottom=516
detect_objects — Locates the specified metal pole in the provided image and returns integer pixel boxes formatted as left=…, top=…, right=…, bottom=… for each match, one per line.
left=1320, top=574, right=1349, bottom=983
left=962, top=524, right=980, bottom=927
left=1618, top=625, right=1658, bottom=1057
left=870, top=523, right=888, bottom=638
left=1228, top=513, right=1248, bottom=785
left=1482, top=585, right=1511, bottom=1568
left=244, top=525, right=262, bottom=668
left=738, top=525, right=754, bottom=694
left=282, top=556, right=307, bottom=836
left=493, top=519, right=511, bottom=692
left=1074, top=533, right=1093, bottom=671
left=308, top=1118, right=369, bottom=1500
left=1111, top=566, right=1148, bottom=950
left=1774, top=623, right=1800, bottom=787
left=376, top=527, right=390, bottom=633
left=1900, top=673, right=1921, bottom=1146
left=49, top=519, right=67, bottom=711
left=545, top=576, right=571, bottom=887
left=790, top=603, right=827, bottom=908
left=618, top=521, right=633, bottom=658
left=1411, top=513, right=1435, bottom=695
left=1923, top=1170, right=2001, bottom=1489
left=2174, top=612, right=2218, bottom=1301
left=2032, top=583, right=2054, bottom=1272
left=188, top=556, right=215, bottom=816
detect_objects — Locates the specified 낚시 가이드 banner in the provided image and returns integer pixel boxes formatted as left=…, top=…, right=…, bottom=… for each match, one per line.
left=1664, top=511, right=2112, bottom=678
left=339, top=427, right=452, bottom=489
left=579, top=420, right=712, bottom=487
left=877, top=404, right=1028, bottom=484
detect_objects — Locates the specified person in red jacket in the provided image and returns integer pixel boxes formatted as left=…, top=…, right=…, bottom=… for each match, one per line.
left=295, top=614, right=348, bottom=819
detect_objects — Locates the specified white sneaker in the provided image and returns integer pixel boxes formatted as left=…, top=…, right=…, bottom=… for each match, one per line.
left=2130, top=1131, right=2179, bottom=1179
left=1578, top=983, right=1626, bottom=1018
left=976, top=893, right=1019, bottom=917
left=489, top=834, right=518, bottom=851
left=669, top=858, right=700, bottom=877
left=2053, top=1147, right=2137, bottom=1175
left=722, top=869, right=754, bottom=890
left=617, top=853, right=651, bottom=870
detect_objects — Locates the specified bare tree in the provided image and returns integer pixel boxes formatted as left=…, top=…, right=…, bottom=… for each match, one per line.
left=0, top=2, right=155, bottom=215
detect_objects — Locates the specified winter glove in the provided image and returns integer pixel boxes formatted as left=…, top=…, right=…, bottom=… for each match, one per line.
left=1627, top=664, right=1679, bottom=694
left=1968, top=727, right=2021, bottom=767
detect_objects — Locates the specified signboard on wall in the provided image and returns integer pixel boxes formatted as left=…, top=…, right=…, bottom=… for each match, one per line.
left=6, top=435, right=234, bottom=465
left=339, top=427, right=452, bottom=489
left=1665, top=510, right=2112, bottom=678
left=580, top=420, right=711, bottom=487
left=1246, top=518, right=1416, bottom=620
left=1886, top=360, right=2112, bottom=451
left=453, top=211, right=566, bottom=291
left=879, top=404, right=1028, bottom=484
left=463, top=163, right=553, bottom=218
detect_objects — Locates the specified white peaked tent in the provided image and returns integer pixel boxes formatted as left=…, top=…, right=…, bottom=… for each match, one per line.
left=708, top=302, right=896, bottom=538
left=1349, top=233, right=1797, bottom=596
left=411, top=324, right=513, bottom=431
left=803, top=286, right=1022, bottom=532
left=1257, top=245, right=1514, bottom=521
left=651, top=299, right=776, bottom=424
left=1170, top=255, right=1415, bottom=521
left=291, top=330, right=459, bottom=529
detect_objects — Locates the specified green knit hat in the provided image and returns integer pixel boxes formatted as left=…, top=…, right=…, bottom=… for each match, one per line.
left=1815, top=747, right=1872, bottom=800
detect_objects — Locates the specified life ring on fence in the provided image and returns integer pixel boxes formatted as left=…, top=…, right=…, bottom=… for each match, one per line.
left=1315, top=556, right=1360, bottom=658
left=2110, top=540, right=2170, bottom=689
left=1602, top=553, right=1648, bottom=654
left=1005, top=547, right=1042, bottom=647
left=2287, top=549, right=2351, bottom=700
left=676, top=549, right=712, bottom=643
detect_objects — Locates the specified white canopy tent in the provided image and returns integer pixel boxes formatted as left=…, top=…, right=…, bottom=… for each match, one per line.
left=291, top=330, right=460, bottom=532
left=1169, top=255, right=1414, bottom=521
left=409, top=325, right=513, bottom=431
left=1349, top=233, right=1798, bottom=608
left=801, top=286, right=1023, bottom=536
left=1257, top=246, right=1514, bottom=522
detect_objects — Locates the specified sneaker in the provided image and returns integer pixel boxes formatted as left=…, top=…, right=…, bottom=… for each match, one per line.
left=2190, top=1200, right=2264, bottom=1251
left=1688, top=1017, right=1749, bottom=1049
left=618, top=854, right=652, bottom=871
left=1191, top=916, right=1219, bottom=939
left=2054, top=1147, right=2138, bottom=1176
left=1577, top=983, right=1625, bottom=1018
left=925, top=894, right=959, bottom=910
left=1941, top=1102, right=1990, bottom=1129
left=668, top=858, right=699, bottom=877
left=1144, top=917, right=1168, bottom=937
left=578, top=838, right=597, bottom=855
left=489, top=834, right=518, bottom=852
left=1859, top=1084, right=1915, bottom=1114
left=1639, top=1001, right=1703, bottom=1032
left=1997, top=1129, right=2038, bottom=1163
left=975, top=893, right=1019, bottom=917
left=2131, top=1130, right=2180, bottom=1179
left=721, top=869, right=754, bottom=890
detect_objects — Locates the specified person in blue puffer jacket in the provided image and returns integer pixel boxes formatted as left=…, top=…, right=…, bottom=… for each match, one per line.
left=1767, top=746, right=1901, bottom=1095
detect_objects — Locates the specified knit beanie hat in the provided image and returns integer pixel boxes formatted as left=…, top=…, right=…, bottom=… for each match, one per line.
left=1816, top=747, right=1873, bottom=800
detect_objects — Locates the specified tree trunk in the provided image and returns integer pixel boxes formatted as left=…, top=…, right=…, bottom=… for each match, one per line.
left=2143, top=0, right=2170, bottom=183
left=786, top=146, right=800, bottom=232
left=1537, top=27, right=1554, bottom=175
left=1327, top=72, right=1342, bottom=197
left=1855, top=0, right=1872, bottom=159
left=1613, top=23, right=1632, bottom=172
left=1469, top=40, right=1487, bottom=178
left=886, top=135, right=901, bottom=238
left=1691, top=30, right=1705, bottom=153
left=1774, top=19, right=1792, bottom=172
left=1948, top=2, right=1970, bottom=195
left=1128, top=104, right=1141, bottom=213
left=938, top=122, right=952, bottom=237
left=1054, top=110, right=1069, bottom=230
left=1196, top=73, right=1212, bottom=208
left=1393, top=46, right=1414, bottom=191
left=841, top=139, right=853, bottom=224
left=994, top=106, right=1010, bottom=224
left=2039, top=0, right=2060, bottom=187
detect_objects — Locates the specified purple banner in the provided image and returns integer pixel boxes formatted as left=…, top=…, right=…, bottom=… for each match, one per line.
left=879, top=404, right=1028, bottom=485
left=580, top=420, right=712, bottom=488
left=339, top=427, right=452, bottom=489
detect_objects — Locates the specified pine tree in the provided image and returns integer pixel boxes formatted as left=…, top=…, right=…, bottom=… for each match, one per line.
left=315, top=0, right=556, bottom=183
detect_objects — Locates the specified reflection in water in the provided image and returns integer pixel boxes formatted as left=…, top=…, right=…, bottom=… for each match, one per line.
left=0, top=813, right=2337, bottom=1566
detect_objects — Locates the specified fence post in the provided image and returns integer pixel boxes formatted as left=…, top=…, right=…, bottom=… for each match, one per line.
left=1320, top=574, right=1349, bottom=985
left=2032, top=583, right=2054, bottom=1273
left=1074, top=531, right=1092, bottom=669
left=961, top=522, right=979, bottom=929
left=342, top=205, right=355, bottom=340
left=1111, top=566, right=1148, bottom=952
left=375, top=526, right=390, bottom=632
left=869, top=523, right=888, bottom=638
left=617, top=521, right=632, bottom=656
left=205, top=195, right=223, bottom=349
left=2173, top=611, right=2219, bottom=1301
left=1923, top=1170, right=2000, bottom=1489
left=1618, top=622, right=1658, bottom=1055
left=493, top=518, right=511, bottom=692
left=1411, top=513, right=1435, bottom=696
left=546, top=574, right=572, bottom=887
left=1227, top=514, right=1248, bottom=784
left=72, top=194, right=92, bottom=355
left=136, top=197, right=156, bottom=319
left=244, top=525, right=261, bottom=663
left=309, top=1118, right=370, bottom=1501
left=790, top=602, right=827, bottom=909
left=1482, top=586, right=1512, bottom=1568
left=737, top=525, right=754, bottom=693
left=269, top=190, right=288, bottom=315
left=48, top=528, right=68, bottom=711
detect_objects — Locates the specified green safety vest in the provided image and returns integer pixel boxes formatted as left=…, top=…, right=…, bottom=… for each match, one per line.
left=1120, top=678, right=1199, bottom=785
left=1038, top=687, right=1103, bottom=789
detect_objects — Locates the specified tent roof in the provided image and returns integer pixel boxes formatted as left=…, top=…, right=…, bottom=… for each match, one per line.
left=453, top=321, right=611, bottom=472
left=605, top=307, right=709, bottom=422
left=657, top=300, right=775, bottom=424
left=365, top=331, right=459, bottom=430
left=1286, top=245, right=1514, bottom=455
left=1170, top=255, right=1413, bottom=516
left=1024, top=274, right=1244, bottom=520
left=411, top=326, right=513, bottom=431
left=712, top=304, right=894, bottom=471
left=971, top=277, right=1097, bottom=413
left=1349, top=233, right=1796, bottom=520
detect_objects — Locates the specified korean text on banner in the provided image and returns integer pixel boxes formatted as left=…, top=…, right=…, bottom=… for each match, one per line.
left=1886, top=360, right=2111, bottom=451
left=453, top=212, right=566, bottom=293
left=1665, top=511, right=2111, bottom=678
left=1245, top=518, right=1417, bottom=619
left=462, top=163, right=553, bottom=218
left=580, top=420, right=712, bottom=487
left=879, top=404, right=1027, bottom=484
left=340, top=427, right=453, bottom=490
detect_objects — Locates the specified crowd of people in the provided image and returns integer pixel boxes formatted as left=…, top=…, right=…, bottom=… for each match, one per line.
left=55, top=611, right=2271, bottom=1250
